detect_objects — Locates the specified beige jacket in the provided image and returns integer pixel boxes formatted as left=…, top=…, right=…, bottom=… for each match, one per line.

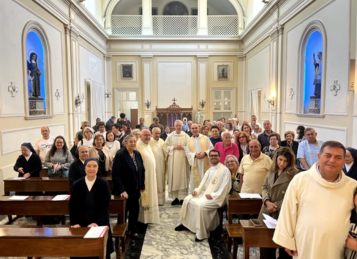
left=88, top=146, right=112, bottom=171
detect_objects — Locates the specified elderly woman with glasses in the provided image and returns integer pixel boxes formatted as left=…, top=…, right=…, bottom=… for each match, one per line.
left=234, top=131, right=251, bottom=163
left=225, top=155, right=240, bottom=195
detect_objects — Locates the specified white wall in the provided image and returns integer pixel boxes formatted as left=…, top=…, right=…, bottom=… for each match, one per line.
left=0, top=0, right=64, bottom=117
left=157, top=61, right=193, bottom=108
left=284, top=0, right=350, bottom=116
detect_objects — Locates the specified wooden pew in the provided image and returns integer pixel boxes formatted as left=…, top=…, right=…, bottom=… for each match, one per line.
left=240, top=219, right=281, bottom=259
left=0, top=195, right=126, bottom=225
left=0, top=226, right=108, bottom=258
left=4, top=177, right=113, bottom=195
left=225, top=195, right=262, bottom=259
left=0, top=195, right=127, bottom=259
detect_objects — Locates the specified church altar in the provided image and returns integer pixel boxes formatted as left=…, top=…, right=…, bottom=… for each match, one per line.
left=156, top=99, right=193, bottom=128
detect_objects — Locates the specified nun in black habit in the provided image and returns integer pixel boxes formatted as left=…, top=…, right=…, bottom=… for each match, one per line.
left=14, top=143, right=42, bottom=178
left=344, top=147, right=357, bottom=181
left=69, top=158, right=113, bottom=259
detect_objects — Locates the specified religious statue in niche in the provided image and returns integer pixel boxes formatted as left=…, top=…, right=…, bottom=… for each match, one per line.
left=27, top=52, right=42, bottom=98
left=195, top=108, right=204, bottom=124
left=313, top=52, right=322, bottom=98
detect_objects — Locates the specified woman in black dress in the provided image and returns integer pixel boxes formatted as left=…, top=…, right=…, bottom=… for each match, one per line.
left=112, top=134, right=145, bottom=240
left=69, top=158, right=113, bottom=259
left=14, top=143, right=42, bottom=178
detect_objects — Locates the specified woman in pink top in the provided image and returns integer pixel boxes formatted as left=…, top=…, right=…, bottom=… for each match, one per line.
left=214, top=132, right=240, bottom=164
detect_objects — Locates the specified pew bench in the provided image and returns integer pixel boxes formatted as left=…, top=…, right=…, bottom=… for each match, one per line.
left=225, top=195, right=262, bottom=259
left=112, top=223, right=128, bottom=259
left=0, top=226, right=109, bottom=259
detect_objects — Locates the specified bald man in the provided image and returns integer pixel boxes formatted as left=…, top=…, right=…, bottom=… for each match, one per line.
left=258, top=120, right=274, bottom=150
left=136, top=129, right=160, bottom=223
left=185, top=124, right=213, bottom=194
left=149, top=128, right=167, bottom=205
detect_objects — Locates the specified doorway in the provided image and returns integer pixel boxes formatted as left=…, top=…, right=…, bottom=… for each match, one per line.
left=114, top=88, right=141, bottom=125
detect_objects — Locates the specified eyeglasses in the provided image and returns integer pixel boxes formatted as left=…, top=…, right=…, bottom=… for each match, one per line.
left=210, top=155, right=219, bottom=157
left=226, top=160, right=235, bottom=164
left=239, top=136, right=245, bottom=139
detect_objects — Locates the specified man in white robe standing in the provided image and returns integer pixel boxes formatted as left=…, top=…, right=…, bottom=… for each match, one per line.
left=185, top=124, right=213, bottom=193
left=163, top=120, right=190, bottom=205
left=136, top=129, right=160, bottom=223
left=149, top=127, right=166, bottom=205
left=273, top=141, right=357, bottom=259
left=175, top=149, right=231, bottom=242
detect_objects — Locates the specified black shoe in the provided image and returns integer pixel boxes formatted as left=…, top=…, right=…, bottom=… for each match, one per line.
left=195, top=237, right=204, bottom=242
left=179, top=200, right=183, bottom=205
left=175, top=224, right=188, bottom=231
left=171, top=198, right=179, bottom=205
left=131, top=234, right=144, bottom=240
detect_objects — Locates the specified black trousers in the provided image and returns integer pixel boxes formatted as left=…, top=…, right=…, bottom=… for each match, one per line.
left=260, top=248, right=291, bottom=259
left=123, top=192, right=140, bottom=234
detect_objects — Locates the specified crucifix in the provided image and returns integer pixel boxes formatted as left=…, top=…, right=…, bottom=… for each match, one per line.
left=172, top=98, right=177, bottom=104
left=8, top=82, right=18, bottom=97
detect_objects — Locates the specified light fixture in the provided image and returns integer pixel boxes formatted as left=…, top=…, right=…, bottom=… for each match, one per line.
left=267, top=90, right=276, bottom=107
left=75, top=93, right=85, bottom=107
left=8, top=82, right=18, bottom=97
left=55, top=89, right=61, bottom=100
left=199, top=99, right=206, bottom=109
left=105, top=92, right=111, bottom=98
left=145, top=100, right=151, bottom=109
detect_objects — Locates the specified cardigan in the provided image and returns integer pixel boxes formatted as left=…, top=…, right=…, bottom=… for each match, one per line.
left=14, top=153, right=42, bottom=177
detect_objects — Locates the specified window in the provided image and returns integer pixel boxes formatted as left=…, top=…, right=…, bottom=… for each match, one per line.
left=211, top=88, right=235, bottom=120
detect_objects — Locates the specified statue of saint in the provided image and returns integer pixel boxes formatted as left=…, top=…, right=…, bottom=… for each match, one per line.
left=195, top=108, right=204, bottom=124
left=27, top=52, right=42, bottom=98
left=313, top=52, right=322, bottom=98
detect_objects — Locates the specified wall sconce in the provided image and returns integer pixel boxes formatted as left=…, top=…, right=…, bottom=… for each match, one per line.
left=105, top=92, right=111, bottom=98
left=145, top=100, right=151, bottom=109
left=8, top=82, right=18, bottom=97
left=75, top=93, right=85, bottom=108
left=55, top=89, right=61, bottom=100
left=199, top=99, right=206, bottom=109
left=267, top=90, right=276, bottom=107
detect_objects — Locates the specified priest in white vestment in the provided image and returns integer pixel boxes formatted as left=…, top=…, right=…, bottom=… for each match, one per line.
left=185, top=124, right=213, bottom=193
left=163, top=120, right=190, bottom=205
left=273, top=141, right=357, bottom=259
left=136, top=129, right=160, bottom=223
left=175, top=149, right=231, bottom=241
left=149, top=127, right=167, bottom=205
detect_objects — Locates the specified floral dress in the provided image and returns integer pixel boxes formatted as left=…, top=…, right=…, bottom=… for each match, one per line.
left=229, top=170, right=240, bottom=195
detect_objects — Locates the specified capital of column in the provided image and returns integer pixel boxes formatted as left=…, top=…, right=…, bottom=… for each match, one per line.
left=197, top=55, right=209, bottom=63
left=238, top=55, right=246, bottom=61
left=65, top=23, right=79, bottom=39
left=141, top=55, right=153, bottom=63
left=105, top=54, right=112, bottom=61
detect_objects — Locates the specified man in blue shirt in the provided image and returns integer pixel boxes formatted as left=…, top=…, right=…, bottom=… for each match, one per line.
left=297, top=127, right=324, bottom=170
left=210, top=126, right=222, bottom=146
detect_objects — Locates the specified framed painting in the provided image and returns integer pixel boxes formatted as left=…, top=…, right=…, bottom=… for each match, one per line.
left=217, top=65, right=229, bottom=81
left=121, top=64, right=133, bottom=79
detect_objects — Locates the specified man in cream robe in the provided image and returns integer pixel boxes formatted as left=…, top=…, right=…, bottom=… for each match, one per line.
left=273, top=141, right=357, bottom=259
left=163, top=120, right=190, bottom=205
left=185, top=124, right=213, bottom=193
left=149, top=127, right=166, bottom=205
left=175, top=149, right=231, bottom=241
left=136, top=129, right=160, bottom=224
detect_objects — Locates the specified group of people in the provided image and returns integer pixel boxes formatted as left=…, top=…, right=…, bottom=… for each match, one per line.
left=12, top=113, right=357, bottom=259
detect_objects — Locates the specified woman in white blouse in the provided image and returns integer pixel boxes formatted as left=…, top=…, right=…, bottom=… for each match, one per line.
left=105, top=131, right=121, bottom=159
left=77, top=127, right=94, bottom=149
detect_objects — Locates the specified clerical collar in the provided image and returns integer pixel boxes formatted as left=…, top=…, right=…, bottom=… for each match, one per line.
left=317, top=165, right=341, bottom=183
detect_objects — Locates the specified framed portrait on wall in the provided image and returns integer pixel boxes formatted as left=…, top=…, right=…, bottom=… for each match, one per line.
left=217, top=65, right=229, bottom=81
left=121, top=64, right=133, bottom=79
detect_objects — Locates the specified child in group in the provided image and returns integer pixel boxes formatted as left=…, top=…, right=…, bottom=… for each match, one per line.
left=346, top=189, right=357, bottom=258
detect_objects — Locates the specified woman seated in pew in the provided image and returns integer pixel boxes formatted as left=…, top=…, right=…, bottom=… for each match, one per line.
left=225, top=155, right=240, bottom=195
left=258, top=147, right=298, bottom=259
left=14, top=143, right=42, bottom=179
left=69, top=158, right=113, bottom=259
left=89, top=134, right=112, bottom=176
left=44, top=136, right=73, bottom=177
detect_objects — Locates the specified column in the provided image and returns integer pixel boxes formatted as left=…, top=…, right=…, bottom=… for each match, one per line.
left=197, top=56, right=208, bottom=120
left=237, top=55, right=246, bottom=122
left=269, top=24, right=283, bottom=132
left=142, top=55, right=153, bottom=124
left=65, top=11, right=81, bottom=143
left=142, top=0, right=153, bottom=35
left=197, top=0, right=208, bottom=35
left=104, top=55, right=113, bottom=120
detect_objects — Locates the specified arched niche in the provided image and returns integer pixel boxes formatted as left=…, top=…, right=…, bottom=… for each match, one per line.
left=297, top=21, right=327, bottom=116
left=22, top=21, right=53, bottom=118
